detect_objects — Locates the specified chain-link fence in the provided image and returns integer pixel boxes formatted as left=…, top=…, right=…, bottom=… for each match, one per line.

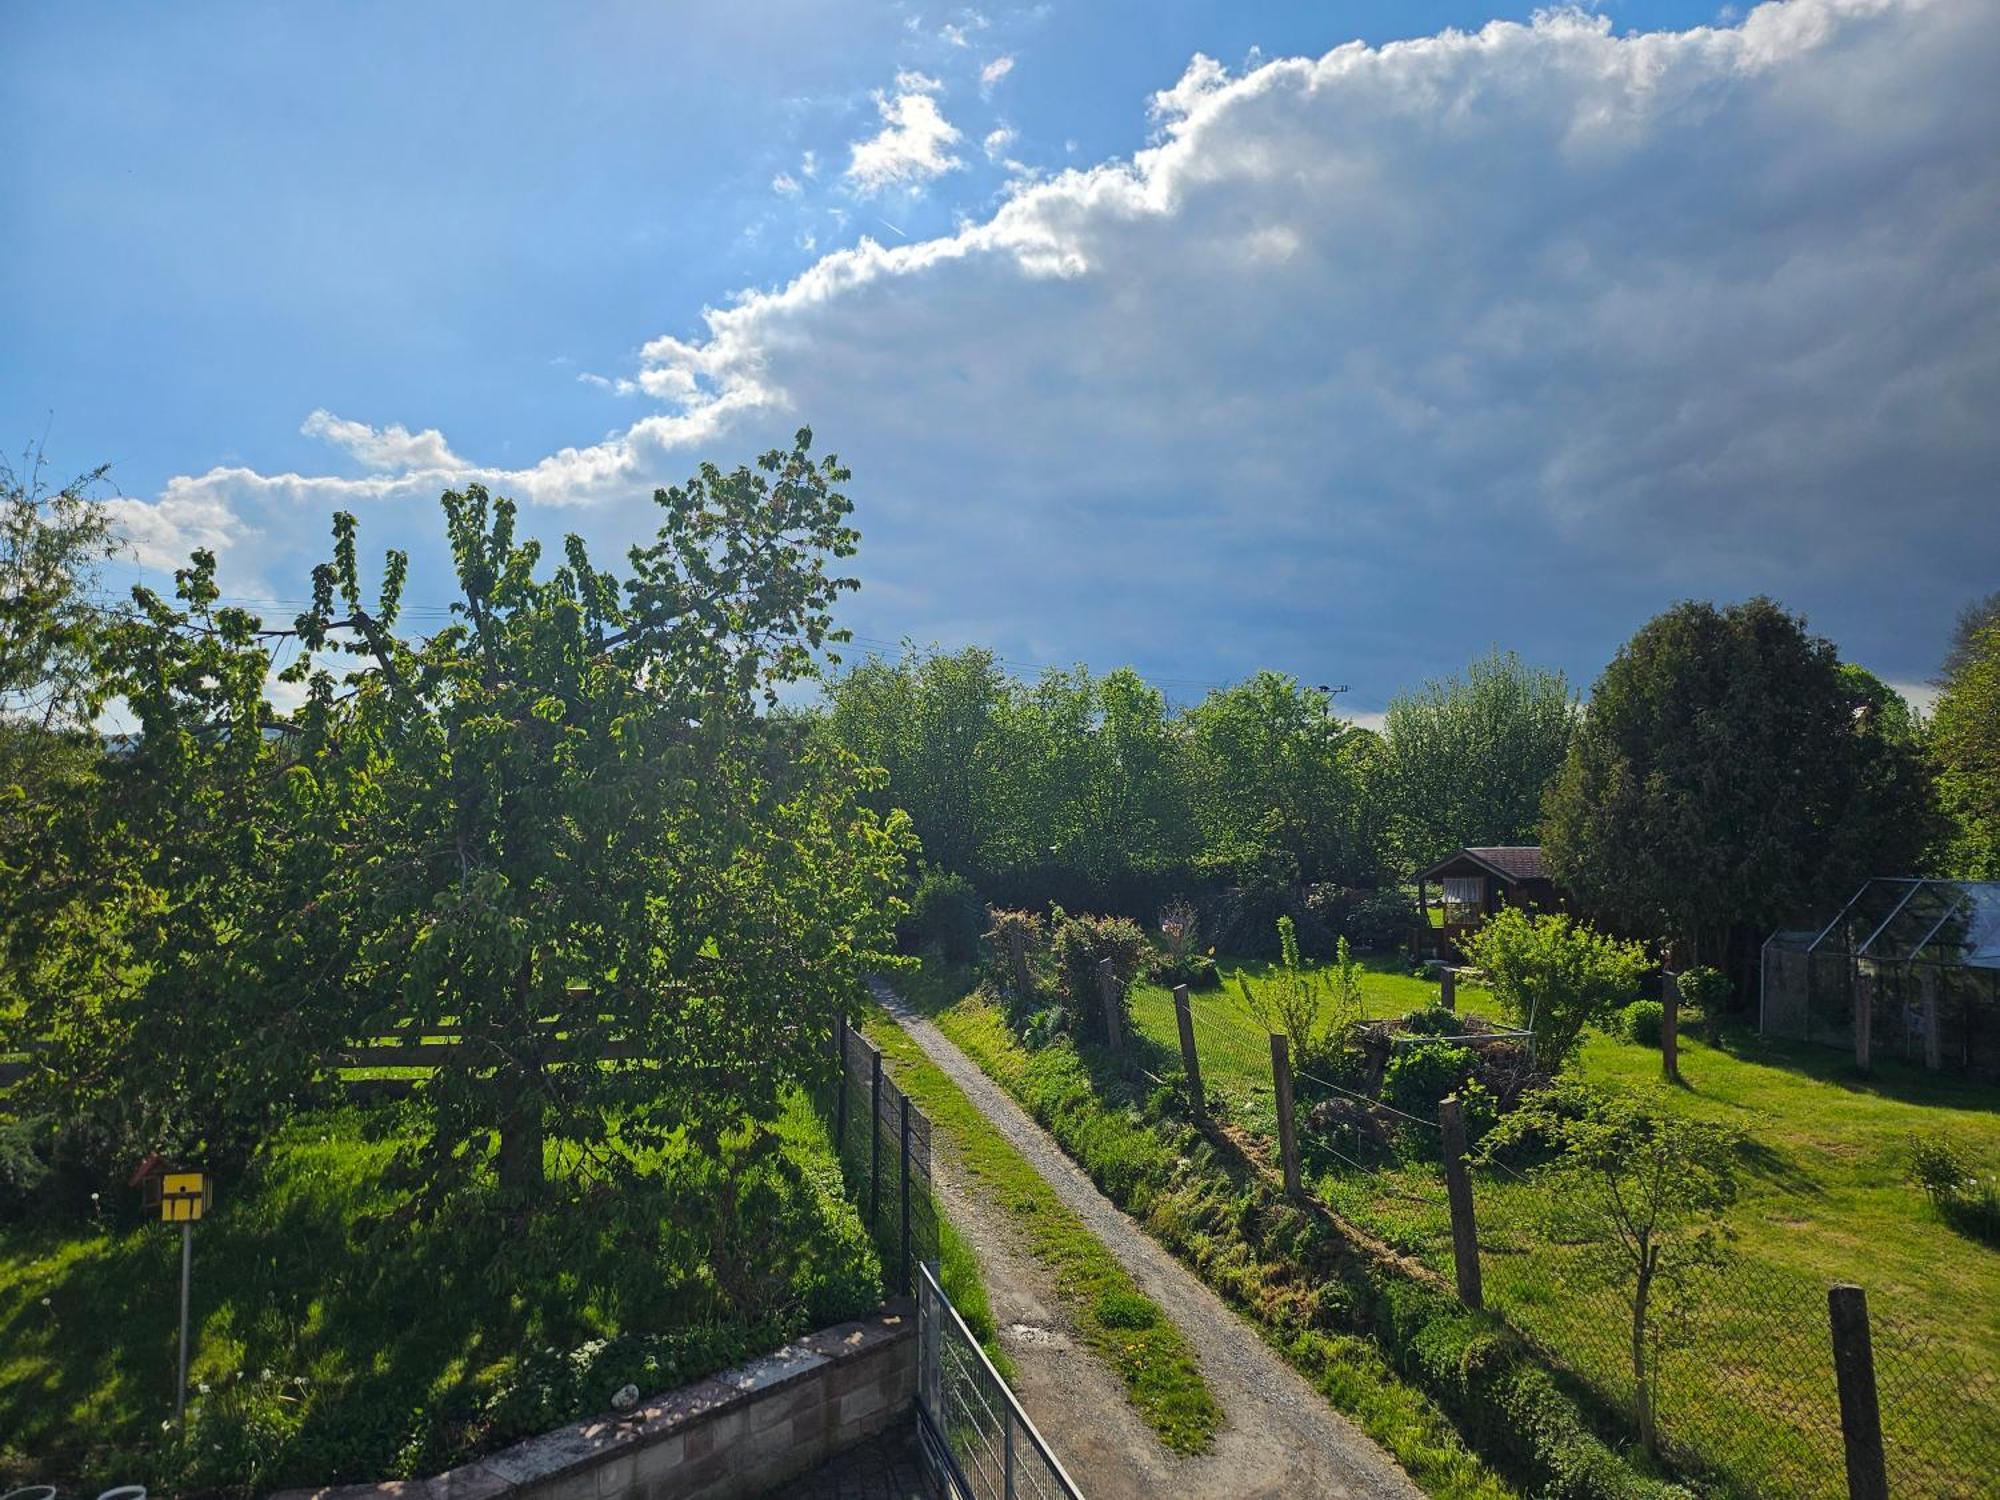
left=824, top=1012, right=938, bottom=1295
left=1127, top=977, right=1997, bottom=1499
left=917, top=1260, right=1084, bottom=1500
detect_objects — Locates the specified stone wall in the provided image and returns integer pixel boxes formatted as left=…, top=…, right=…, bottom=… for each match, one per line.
left=269, top=1299, right=917, bottom=1500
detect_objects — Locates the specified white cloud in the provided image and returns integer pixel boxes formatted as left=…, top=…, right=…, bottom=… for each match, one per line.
left=772, top=171, right=802, bottom=196
left=118, top=0, right=2000, bottom=690
left=844, top=81, right=964, bottom=196
left=300, top=409, right=462, bottom=471
left=982, top=126, right=1016, bottom=160
left=979, top=54, right=1015, bottom=94
left=800, top=149, right=819, bottom=180
left=941, top=24, right=969, bottom=48
left=577, top=371, right=640, bottom=396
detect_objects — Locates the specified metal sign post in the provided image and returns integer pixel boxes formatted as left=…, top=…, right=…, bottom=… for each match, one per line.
left=159, top=1170, right=211, bottom=1424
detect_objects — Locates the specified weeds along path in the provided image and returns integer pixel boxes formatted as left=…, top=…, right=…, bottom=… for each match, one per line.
left=872, top=979, right=1422, bottom=1500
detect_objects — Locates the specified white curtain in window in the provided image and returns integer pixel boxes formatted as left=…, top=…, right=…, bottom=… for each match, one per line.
left=1442, top=877, right=1484, bottom=909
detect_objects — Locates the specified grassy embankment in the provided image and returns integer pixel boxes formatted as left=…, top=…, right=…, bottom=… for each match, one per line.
left=859, top=998, right=1222, bottom=1455
left=0, top=1091, right=882, bottom=1495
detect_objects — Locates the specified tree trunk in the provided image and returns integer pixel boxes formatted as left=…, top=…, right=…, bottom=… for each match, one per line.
left=498, top=1091, right=545, bottom=1193
left=1633, top=1257, right=1658, bottom=1454
left=499, top=955, right=546, bottom=1194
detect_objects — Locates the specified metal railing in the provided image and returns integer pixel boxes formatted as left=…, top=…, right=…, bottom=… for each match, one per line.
left=916, top=1261, right=1084, bottom=1500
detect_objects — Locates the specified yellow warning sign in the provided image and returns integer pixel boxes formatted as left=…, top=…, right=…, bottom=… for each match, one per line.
left=161, top=1172, right=210, bottom=1222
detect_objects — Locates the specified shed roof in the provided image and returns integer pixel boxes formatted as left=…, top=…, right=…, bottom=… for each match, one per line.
left=1418, top=846, right=1547, bottom=885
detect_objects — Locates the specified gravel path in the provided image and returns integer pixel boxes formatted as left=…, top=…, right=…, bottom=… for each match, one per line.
left=873, top=980, right=1422, bottom=1500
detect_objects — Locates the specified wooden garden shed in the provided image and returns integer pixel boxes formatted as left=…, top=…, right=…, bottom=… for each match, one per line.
left=1414, top=845, right=1564, bottom=961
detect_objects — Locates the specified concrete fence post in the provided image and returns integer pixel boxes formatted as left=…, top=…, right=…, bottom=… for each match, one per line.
left=1439, top=1094, right=1484, bottom=1310
left=1828, top=1284, right=1889, bottom=1500
left=1097, top=957, right=1125, bottom=1053
left=1173, top=984, right=1205, bottom=1123
left=1269, top=1032, right=1303, bottom=1199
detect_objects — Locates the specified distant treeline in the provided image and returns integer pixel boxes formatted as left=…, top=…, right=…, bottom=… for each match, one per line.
left=817, top=595, right=1997, bottom=968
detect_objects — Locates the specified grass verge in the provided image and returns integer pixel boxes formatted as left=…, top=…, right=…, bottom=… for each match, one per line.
left=860, top=999, right=1221, bottom=1455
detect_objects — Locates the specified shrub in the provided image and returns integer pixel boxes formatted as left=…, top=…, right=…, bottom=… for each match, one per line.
left=1622, top=1000, right=1666, bottom=1047
left=902, top=868, right=985, bottom=962
left=1343, top=886, right=1420, bottom=953
left=1151, top=901, right=1221, bottom=990
left=1049, top=908, right=1150, bottom=1045
left=985, top=906, right=1045, bottom=1006
left=1394, top=1005, right=1464, bottom=1040
left=1463, top=909, right=1650, bottom=1071
left=1910, top=1133, right=2000, bottom=1247
left=1673, top=965, right=1729, bottom=1043
left=1238, top=917, right=1361, bottom=1073
left=1381, top=1040, right=1479, bottom=1123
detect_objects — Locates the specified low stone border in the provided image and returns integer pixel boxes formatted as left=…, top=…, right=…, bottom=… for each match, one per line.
left=268, top=1299, right=918, bottom=1500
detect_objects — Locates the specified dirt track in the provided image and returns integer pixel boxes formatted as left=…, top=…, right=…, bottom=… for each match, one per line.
left=874, top=980, right=1421, bottom=1500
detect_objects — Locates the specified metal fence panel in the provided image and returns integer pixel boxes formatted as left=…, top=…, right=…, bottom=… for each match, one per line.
left=917, top=1261, right=1083, bottom=1500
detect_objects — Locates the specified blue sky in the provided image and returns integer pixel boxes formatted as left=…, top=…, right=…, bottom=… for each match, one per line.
left=5, top=0, right=1994, bottom=718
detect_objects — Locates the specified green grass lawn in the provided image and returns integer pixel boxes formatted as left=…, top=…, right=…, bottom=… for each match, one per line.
left=1127, top=956, right=2000, bottom=1497
left=860, top=998, right=1221, bottom=1455
left=0, top=1091, right=882, bottom=1496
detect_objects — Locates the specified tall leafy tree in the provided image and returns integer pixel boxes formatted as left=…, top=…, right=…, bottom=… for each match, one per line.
left=287, top=432, right=908, bottom=1198
left=824, top=645, right=1013, bottom=878
left=1380, top=649, right=1577, bottom=872
left=1182, top=671, right=1379, bottom=884
left=15, top=431, right=911, bottom=1204
left=1543, top=599, right=1939, bottom=962
left=1934, top=609, right=2000, bottom=877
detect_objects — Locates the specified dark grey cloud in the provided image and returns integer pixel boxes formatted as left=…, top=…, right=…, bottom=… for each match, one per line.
left=123, top=0, right=2000, bottom=705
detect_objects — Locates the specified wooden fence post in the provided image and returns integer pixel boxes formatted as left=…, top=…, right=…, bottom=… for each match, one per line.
left=1828, top=1284, right=1889, bottom=1500
left=869, top=1047, right=883, bottom=1230
left=1008, top=928, right=1034, bottom=1003
left=1439, top=1094, right=1484, bottom=1310
left=1269, top=1032, right=1303, bottom=1199
left=899, top=1093, right=913, bottom=1295
left=1097, top=957, right=1125, bottom=1052
left=1440, top=967, right=1458, bottom=1012
left=1173, top=984, right=1205, bottom=1123
left=1662, top=969, right=1682, bottom=1084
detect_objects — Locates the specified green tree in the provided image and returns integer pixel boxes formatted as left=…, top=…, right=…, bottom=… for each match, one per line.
left=18, top=431, right=912, bottom=1205
left=1934, top=610, right=2000, bottom=878
left=1380, top=649, right=1577, bottom=872
left=1543, top=599, right=1940, bottom=963
left=1461, top=907, right=1649, bottom=1070
left=824, top=644, right=1015, bottom=878
left=1182, top=671, right=1378, bottom=885
left=1479, top=1082, right=1740, bottom=1454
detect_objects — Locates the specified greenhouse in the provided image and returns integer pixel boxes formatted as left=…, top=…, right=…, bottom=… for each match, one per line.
left=1761, top=878, right=2000, bottom=1076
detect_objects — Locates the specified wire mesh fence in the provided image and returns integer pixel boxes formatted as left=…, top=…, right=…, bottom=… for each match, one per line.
left=825, top=1012, right=937, bottom=1294
left=917, top=1261, right=1085, bottom=1500
left=1123, top=978, right=1998, bottom=1499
